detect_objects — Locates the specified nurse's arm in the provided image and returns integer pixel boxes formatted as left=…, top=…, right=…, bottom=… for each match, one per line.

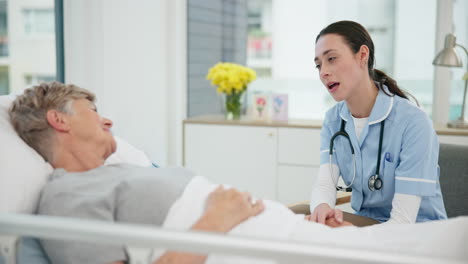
left=391, top=113, right=440, bottom=222
left=309, top=164, right=341, bottom=223
left=383, top=193, right=421, bottom=224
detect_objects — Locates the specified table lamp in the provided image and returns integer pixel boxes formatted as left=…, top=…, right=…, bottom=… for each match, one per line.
left=433, top=33, right=468, bottom=129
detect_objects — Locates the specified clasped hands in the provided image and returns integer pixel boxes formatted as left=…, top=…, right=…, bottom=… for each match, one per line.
left=305, top=203, right=353, bottom=227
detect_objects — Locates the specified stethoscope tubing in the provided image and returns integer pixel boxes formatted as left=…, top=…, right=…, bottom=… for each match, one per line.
left=329, top=119, right=385, bottom=192
left=329, top=153, right=356, bottom=191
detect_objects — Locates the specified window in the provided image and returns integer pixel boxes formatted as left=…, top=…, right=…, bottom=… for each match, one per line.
left=247, top=0, right=272, bottom=78
left=23, top=8, right=55, bottom=35
left=246, top=0, right=444, bottom=120
left=448, top=0, right=468, bottom=121
left=0, top=0, right=60, bottom=95
left=186, top=0, right=247, bottom=117
left=24, top=74, right=56, bottom=86
left=0, top=0, right=7, bottom=57
left=0, top=0, right=8, bottom=94
left=0, top=66, right=8, bottom=95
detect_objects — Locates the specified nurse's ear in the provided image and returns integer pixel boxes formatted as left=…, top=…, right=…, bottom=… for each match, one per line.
left=357, top=44, right=370, bottom=68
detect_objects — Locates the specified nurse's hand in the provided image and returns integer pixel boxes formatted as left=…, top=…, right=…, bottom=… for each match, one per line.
left=308, top=203, right=343, bottom=224
left=324, top=217, right=353, bottom=228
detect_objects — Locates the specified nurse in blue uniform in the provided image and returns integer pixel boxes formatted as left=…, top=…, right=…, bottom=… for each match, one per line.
left=308, top=21, right=447, bottom=225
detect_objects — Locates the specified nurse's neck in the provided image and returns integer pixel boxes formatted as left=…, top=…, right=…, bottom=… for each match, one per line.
left=346, top=79, right=379, bottom=118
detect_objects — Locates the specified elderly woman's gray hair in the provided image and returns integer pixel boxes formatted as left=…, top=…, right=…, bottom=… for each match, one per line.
left=9, top=82, right=95, bottom=161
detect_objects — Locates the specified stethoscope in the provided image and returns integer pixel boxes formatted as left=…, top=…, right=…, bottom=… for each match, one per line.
left=329, top=118, right=385, bottom=192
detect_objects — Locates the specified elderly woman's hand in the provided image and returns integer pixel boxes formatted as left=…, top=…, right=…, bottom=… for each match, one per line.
left=324, top=217, right=354, bottom=228
left=195, top=185, right=265, bottom=233
left=305, top=212, right=354, bottom=228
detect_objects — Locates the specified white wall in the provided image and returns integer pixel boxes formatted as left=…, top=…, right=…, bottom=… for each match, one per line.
left=64, top=0, right=186, bottom=166
left=326, top=0, right=359, bottom=23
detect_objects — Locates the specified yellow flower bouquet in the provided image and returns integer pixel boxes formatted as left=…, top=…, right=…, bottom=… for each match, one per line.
left=206, top=62, right=256, bottom=120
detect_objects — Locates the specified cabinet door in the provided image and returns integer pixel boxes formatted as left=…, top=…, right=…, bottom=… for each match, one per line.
left=277, top=165, right=318, bottom=205
left=184, top=124, right=278, bottom=200
left=278, top=128, right=321, bottom=166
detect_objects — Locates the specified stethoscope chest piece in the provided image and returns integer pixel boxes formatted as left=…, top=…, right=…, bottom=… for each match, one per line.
left=368, top=175, right=383, bottom=191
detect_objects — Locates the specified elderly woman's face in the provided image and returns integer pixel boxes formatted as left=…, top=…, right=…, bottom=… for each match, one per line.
left=314, top=34, right=365, bottom=102
left=67, top=99, right=116, bottom=159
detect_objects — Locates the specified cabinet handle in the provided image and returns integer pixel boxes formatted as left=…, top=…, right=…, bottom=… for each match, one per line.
left=268, top=132, right=275, bottom=137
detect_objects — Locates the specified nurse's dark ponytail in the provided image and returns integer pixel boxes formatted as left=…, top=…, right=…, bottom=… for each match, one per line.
left=316, top=21, right=411, bottom=101
left=372, top=69, right=408, bottom=100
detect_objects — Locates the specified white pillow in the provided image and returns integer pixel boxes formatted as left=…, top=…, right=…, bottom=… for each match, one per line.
left=0, top=95, right=53, bottom=214
left=0, top=95, right=152, bottom=214
left=105, top=136, right=152, bottom=167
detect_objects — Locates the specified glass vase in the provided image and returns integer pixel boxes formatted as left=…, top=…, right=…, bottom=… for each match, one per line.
left=223, top=91, right=245, bottom=120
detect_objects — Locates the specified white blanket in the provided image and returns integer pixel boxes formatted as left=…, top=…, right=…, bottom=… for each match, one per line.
left=152, top=176, right=468, bottom=263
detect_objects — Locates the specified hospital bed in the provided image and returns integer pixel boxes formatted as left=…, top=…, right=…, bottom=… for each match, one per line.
left=1, top=94, right=467, bottom=264
left=1, top=213, right=463, bottom=264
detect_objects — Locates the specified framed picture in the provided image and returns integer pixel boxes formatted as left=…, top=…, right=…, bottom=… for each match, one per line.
left=272, top=93, right=288, bottom=121
left=252, top=93, right=269, bottom=121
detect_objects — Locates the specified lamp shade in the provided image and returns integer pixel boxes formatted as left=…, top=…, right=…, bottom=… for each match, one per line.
left=433, top=34, right=463, bottom=67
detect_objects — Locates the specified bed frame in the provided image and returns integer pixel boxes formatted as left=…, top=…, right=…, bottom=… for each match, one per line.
left=0, top=213, right=461, bottom=264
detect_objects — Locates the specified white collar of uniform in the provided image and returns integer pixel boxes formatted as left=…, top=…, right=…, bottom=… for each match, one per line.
left=339, top=82, right=394, bottom=125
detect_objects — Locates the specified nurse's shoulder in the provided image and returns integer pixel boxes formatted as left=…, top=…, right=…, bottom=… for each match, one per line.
left=391, top=95, right=433, bottom=128
left=320, top=102, right=347, bottom=139
left=323, top=101, right=346, bottom=125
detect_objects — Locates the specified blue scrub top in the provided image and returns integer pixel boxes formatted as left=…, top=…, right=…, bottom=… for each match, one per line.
left=320, top=84, right=447, bottom=222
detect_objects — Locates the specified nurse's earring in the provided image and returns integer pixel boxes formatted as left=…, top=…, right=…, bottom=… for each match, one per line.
left=368, top=175, right=383, bottom=191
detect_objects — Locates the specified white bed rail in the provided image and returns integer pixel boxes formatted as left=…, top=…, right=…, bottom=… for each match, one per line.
left=0, top=213, right=461, bottom=264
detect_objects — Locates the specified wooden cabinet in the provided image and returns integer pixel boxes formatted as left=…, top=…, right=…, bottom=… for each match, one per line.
left=277, top=165, right=318, bottom=204
left=276, top=128, right=321, bottom=204
left=277, top=128, right=321, bottom=166
left=184, top=122, right=322, bottom=204
left=184, top=124, right=278, bottom=200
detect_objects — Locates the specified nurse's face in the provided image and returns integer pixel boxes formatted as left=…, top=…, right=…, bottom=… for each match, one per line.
left=314, top=34, right=366, bottom=102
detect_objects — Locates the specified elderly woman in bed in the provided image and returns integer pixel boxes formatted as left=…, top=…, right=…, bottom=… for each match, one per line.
left=9, top=82, right=466, bottom=264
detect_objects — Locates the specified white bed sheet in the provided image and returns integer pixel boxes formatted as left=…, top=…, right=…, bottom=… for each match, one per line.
left=152, top=176, right=468, bottom=263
